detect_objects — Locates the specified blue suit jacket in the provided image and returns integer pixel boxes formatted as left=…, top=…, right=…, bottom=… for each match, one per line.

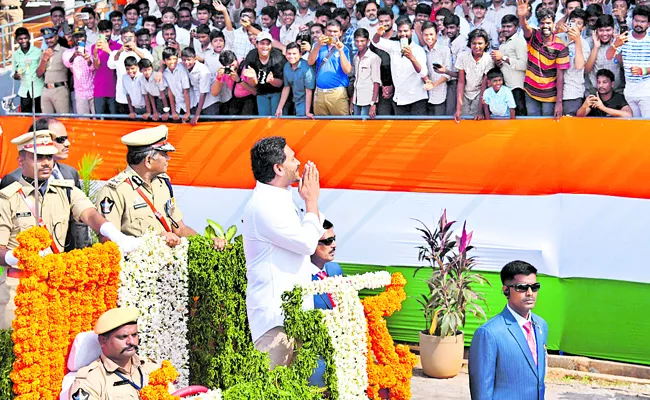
left=468, top=306, right=548, bottom=400
left=311, top=262, right=343, bottom=310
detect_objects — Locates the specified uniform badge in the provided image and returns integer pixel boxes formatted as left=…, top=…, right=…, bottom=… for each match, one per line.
left=131, top=175, right=143, bottom=187
left=15, top=212, right=32, bottom=218
left=165, top=198, right=176, bottom=217
left=100, top=197, right=115, bottom=214
left=72, top=388, right=90, bottom=400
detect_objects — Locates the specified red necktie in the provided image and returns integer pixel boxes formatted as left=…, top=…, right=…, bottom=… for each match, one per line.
left=316, top=270, right=336, bottom=308
left=523, top=321, right=538, bottom=365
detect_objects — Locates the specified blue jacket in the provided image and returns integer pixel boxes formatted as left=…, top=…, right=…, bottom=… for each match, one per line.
left=311, top=262, right=343, bottom=310
left=468, top=306, right=548, bottom=400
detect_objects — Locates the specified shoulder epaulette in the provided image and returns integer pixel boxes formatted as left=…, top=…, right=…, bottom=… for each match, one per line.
left=106, top=172, right=129, bottom=189
left=0, top=182, right=22, bottom=199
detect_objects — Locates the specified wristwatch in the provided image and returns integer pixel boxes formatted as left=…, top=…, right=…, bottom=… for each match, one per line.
left=163, top=107, right=170, bottom=113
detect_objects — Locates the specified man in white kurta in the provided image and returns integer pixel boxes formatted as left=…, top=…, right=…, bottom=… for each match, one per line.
left=242, top=136, right=325, bottom=368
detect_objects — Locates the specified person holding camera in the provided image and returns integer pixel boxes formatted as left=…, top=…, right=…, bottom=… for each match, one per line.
left=63, top=27, right=96, bottom=115
left=108, top=27, right=154, bottom=115
left=372, top=19, right=428, bottom=116
left=308, top=20, right=353, bottom=115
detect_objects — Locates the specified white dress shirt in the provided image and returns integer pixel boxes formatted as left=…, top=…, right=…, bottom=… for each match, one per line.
left=155, top=26, right=191, bottom=47
left=507, top=303, right=535, bottom=342
left=242, top=181, right=325, bottom=343
left=374, top=37, right=428, bottom=106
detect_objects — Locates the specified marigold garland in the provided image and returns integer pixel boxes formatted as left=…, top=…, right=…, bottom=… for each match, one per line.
left=140, top=360, right=180, bottom=400
left=9, top=227, right=122, bottom=400
left=362, top=272, right=418, bottom=400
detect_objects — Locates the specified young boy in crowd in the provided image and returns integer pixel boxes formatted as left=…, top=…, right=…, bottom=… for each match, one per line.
left=193, top=24, right=213, bottom=62
left=350, top=28, right=380, bottom=117
left=123, top=56, right=146, bottom=119
left=181, top=47, right=219, bottom=124
left=161, top=47, right=191, bottom=121
left=143, top=16, right=160, bottom=48
left=276, top=42, right=315, bottom=117
left=138, top=58, right=170, bottom=121
left=482, top=67, right=516, bottom=119
left=454, top=28, right=494, bottom=121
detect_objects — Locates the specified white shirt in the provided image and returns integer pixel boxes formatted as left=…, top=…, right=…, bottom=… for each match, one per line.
left=424, top=40, right=452, bottom=105
left=280, top=23, right=301, bottom=46
left=107, top=47, right=154, bottom=104
left=85, top=28, right=99, bottom=46
left=242, top=181, right=325, bottom=343
left=138, top=73, right=162, bottom=97
left=162, top=65, right=191, bottom=113
left=485, top=3, right=517, bottom=26
left=374, top=37, right=428, bottom=105
left=155, top=26, right=191, bottom=47
left=122, top=72, right=145, bottom=108
left=507, top=304, right=536, bottom=344
left=187, top=61, right=218, bottom=109
left=224, top=27, right=255, bottom=62
left=295, top=9, right=316, bottom=27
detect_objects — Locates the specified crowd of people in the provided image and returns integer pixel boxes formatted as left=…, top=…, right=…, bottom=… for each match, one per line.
left=9, top=0, right=650, bottom=121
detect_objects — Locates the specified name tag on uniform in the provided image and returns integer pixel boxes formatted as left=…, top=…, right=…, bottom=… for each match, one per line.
left=16, top=212, right=32, bottom=218
left=133, top=203, right=148, bottom=210
left=113, top=380, right=131, bottom=387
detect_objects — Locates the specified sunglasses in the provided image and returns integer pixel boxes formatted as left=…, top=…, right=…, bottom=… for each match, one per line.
left=318, top=236, right=336, bottom=246
left=507, top=283, right=541, bottom=293
left=54, top=136, right=68, bottom=144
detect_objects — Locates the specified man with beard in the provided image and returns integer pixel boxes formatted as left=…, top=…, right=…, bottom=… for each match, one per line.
left=68, top=308, right=169, bottom=399
left=576, top=68, right=632, bottom=116
left=242, top=136, right=325, bottom=368
left=373, top=19, right=428, bottom=115
left=136, top=28, right=153, bottom=52
left=358, top=1, right=381, bottom=37
left=585, top=15, right=623, bottom=94
left=517, top=0, right=570, bottom=118
left=11, top=28, right=44, bottom=113
left=469, top=261, right=548, bottom=400
left=607, top=5, right=650, bottom=117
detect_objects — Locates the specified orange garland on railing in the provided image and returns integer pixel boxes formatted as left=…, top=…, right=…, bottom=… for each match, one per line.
left=140, top=360, right=180, bottom=400
left=9, top=227, right=121, bottom=400
left=362, top=272, right=418, bottom=400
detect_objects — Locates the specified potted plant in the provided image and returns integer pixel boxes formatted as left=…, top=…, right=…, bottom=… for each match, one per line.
left=413, top=210, right=490, bottom=378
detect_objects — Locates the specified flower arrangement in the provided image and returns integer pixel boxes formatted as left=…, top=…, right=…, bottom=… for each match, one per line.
left=9, top=227, right=121, bottom=400
left=140, top=360, right=180, bottom=400
left=414, top=210, right=490, bottom=337
left=362, top=273, right=417, bottom=400
left=119, top=231, right=190, bottom=387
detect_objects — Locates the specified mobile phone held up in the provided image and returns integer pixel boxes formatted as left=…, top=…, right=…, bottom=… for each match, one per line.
left=400, top=37, right=409, bottom=56
left=432, top=62, right=442, bottom=69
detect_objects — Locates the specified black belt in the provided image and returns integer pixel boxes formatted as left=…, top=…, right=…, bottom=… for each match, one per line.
left=2, top=5, right=19, bottom=9
left=45, top=82, right=67, bottom=89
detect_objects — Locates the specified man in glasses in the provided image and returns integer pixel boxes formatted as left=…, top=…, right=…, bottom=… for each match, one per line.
left=0, top=130, right=142, bottom=329
left=468, top=260, right=548, bottom=400
left=96, top=125, right=225, bottom=251
left=0, top=117, right=90, bottom=252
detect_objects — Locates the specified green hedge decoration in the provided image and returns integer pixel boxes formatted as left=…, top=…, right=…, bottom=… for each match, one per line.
left=187, top=236, right=337, bottom=399
left=0, top=329, right=14, bottom=399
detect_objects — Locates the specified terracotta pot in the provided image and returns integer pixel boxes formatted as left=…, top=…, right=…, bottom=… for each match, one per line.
left=419, top=331, right=464, bottom=378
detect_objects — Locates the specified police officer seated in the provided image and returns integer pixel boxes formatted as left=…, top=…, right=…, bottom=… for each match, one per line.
left=69, top=307, right=169, bottom=399
left=97, top=125, right=226, bottom=250
left=0, top=130, right=141, bottom=329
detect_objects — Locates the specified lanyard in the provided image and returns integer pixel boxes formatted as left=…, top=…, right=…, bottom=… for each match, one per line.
left=113, top=366, right=144, bottom=391
left=17, top=188, right=59, bottom=254
left=125, top=177, right=172, bottom=233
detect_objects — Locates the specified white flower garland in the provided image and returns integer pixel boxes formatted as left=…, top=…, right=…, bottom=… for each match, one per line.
left=118, top=231, right=190, bottom=386
left=301, top=271, right=392, bottom=399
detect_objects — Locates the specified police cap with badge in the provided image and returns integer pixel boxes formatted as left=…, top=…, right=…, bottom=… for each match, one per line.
left=122, top=125, right=176, bottom=156
left=11, top=130, right=59, bottom=155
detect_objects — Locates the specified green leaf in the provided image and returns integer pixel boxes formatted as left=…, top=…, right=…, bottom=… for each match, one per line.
left=225, top=225, right=237, bottom=242
left=207, top=220, right=226, bottom=239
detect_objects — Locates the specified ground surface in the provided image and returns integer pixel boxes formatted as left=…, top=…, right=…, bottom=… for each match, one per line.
left=410, top=368, right=650, bottom=399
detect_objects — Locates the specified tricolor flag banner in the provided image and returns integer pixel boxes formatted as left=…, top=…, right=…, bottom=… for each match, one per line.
left=1, top=117, right=648, bottom=366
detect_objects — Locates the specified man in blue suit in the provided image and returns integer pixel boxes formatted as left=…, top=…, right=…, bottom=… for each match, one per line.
left=311, top=219, right=343, bottom=310
left=469, top=260, right=548, bottom=400
left=309, top=219, right=343, bottom=387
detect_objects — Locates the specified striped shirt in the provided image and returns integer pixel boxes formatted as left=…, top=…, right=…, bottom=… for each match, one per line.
left=617, top=32, right=650, bottom=93
left=524, top=29, right=570, bottom=102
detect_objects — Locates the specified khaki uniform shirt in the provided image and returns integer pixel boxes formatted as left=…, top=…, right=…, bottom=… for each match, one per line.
left=44, top=44, right=69, bottom=84
left=68, top=354, right=161, bottom=400
left=0, top=177, right=94, bottom=252
left=96, top=166, right=183, bottom=237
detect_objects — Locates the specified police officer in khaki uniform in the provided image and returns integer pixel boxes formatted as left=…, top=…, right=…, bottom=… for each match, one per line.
left=69, top=307, right=167, bottom=400
left=0, top=0, right=22, bottom=59
left=96, top=125, right=226, bottom=250
left=0, top=130, right=141, bottom=329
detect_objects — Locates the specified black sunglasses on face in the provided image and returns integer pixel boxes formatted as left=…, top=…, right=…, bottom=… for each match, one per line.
left=318, top=236, right=336, bottom=246
left=54, top=136, right=68, bottom=144
left=507, top=283, right=541, bottom=293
